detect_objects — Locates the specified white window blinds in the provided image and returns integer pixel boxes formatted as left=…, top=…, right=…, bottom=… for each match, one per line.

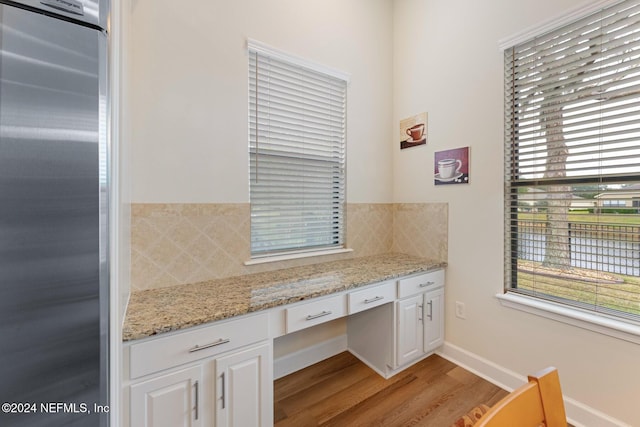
left=248, top=41, right=347, bottom=257
left=504, top=0, right=640, bottom=321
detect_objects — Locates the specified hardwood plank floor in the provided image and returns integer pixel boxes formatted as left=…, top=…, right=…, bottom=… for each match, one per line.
left=274, top=352, right=508, bottom=427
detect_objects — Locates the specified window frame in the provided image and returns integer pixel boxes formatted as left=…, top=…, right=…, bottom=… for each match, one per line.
left=246, top=40, right=350, bottom=262
left=499, top=0, right=640, bottom=339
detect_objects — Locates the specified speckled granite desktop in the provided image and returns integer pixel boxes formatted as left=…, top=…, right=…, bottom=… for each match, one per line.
left=123, top=253, right=446, bottom=341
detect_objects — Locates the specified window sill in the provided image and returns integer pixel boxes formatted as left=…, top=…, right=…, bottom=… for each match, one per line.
left=496, top=292, right=640, bottom=345
left=244, top=248, right=353, bottom=266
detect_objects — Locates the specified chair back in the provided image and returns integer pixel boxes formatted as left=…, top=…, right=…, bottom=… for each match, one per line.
left=475, top=367, right=567, bottom=427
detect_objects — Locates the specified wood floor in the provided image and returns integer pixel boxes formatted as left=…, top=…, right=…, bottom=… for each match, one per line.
left=274, top=352, right=508, bottom=427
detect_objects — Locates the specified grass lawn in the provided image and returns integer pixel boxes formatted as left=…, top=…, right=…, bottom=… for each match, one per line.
left=516, top=266, right=640, bottom=316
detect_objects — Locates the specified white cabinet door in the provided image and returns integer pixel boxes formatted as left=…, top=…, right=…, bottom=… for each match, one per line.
left=423, top=287, right=444, bottom=353
left=130, top=366, right=202, bottom=427
left=396, top=294, right=424, bottom=366
left=215, top=342, right=272, bottom=427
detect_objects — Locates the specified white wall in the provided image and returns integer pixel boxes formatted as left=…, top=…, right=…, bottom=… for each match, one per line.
left=130, top=0, right=394, bottom=204
left=393, top=0, right=640, bottom=425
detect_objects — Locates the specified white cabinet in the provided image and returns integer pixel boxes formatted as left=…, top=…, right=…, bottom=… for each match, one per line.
left=285, top=294, right=346, bottom=333
left=395, top=271, right=445, bottom=367
left=347, top=269, right=445, bottom=378
left=127, top=313, right=272, bottom=427
left=423, top=286, right=444, bottom=352
left=130, top=366, right=202, bottom=427
left=215, top=342, right=272, bottom=427
left=395, top=294, right=424, bottom=366
left=347, top=280, right=395, bottom=314
left=129, top=313, right=269, bottom=380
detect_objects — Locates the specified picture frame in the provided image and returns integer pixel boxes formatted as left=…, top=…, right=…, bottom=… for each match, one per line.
left=434, top=146, right=469, bottom=185
left=400, top=112, right=427, bottom=150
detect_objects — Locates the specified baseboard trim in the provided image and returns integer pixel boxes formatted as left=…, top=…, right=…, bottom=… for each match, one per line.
left=438, top=342, right=631, bottom=427
left=273, top=335, right=347, bottom=379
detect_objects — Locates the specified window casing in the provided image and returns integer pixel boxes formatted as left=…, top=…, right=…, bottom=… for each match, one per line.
left=504, top=0, right=640, bottom=323
left=248, top=41, right=347, bottom=259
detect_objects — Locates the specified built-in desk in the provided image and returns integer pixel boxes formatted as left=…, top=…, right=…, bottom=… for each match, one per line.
left=122, top=253, right=446, bottom=427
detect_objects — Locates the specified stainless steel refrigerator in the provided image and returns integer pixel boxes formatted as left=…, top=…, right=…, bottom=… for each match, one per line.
left=0, top=1, right=109, bottom=426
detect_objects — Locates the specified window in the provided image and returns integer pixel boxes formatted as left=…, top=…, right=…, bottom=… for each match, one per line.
left=248, top=40, right=348, bottom=259
left=602, top=199, right=626, bottom=207
left=504, top=0, right=640, bottom=322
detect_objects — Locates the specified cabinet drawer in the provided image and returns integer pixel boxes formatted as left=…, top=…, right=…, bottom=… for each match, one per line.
left=129, top=312, right=269, bottom=379
left=397, top=269, right=444, bottom=299
left=348, top=281, right=395, bottom=314
left=286, top=294, right=346, bottom=333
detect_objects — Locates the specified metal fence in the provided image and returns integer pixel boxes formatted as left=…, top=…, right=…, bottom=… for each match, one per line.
left=517, top=222, right=640, bottom=277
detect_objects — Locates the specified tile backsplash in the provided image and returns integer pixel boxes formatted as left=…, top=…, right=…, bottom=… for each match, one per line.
left=131, top=203, right=447, bottom=290
left=392, top=203, right=448, bottom=261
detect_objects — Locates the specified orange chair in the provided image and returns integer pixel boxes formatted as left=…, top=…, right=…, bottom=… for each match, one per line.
left=474, top=367, right=567, bottom=427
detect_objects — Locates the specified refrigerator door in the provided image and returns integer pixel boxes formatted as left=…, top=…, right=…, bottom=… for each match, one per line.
left=3, top=0, right=107, bottom=29
left=0, top=4, right=108, bottom=427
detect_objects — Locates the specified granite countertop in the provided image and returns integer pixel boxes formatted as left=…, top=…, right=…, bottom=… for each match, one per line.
left=123, top=253, right=446, bottom=341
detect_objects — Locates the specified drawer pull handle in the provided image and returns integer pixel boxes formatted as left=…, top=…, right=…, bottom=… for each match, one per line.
left=306, top=311, right=332, bottom=321
left=188, top=338, right=230, bottom=353
left=364, top=296, right=384, bottom=304
left=419, top=281, right=435, bottom=288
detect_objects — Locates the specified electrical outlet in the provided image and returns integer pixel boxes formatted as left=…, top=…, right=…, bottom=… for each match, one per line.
left=455, top=301, right=466, bottom=319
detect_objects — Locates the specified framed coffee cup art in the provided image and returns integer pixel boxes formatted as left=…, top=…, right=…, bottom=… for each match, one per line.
left=434, top=146, right=469, bottom=185
left=400, top=112, right=427, bottom=149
